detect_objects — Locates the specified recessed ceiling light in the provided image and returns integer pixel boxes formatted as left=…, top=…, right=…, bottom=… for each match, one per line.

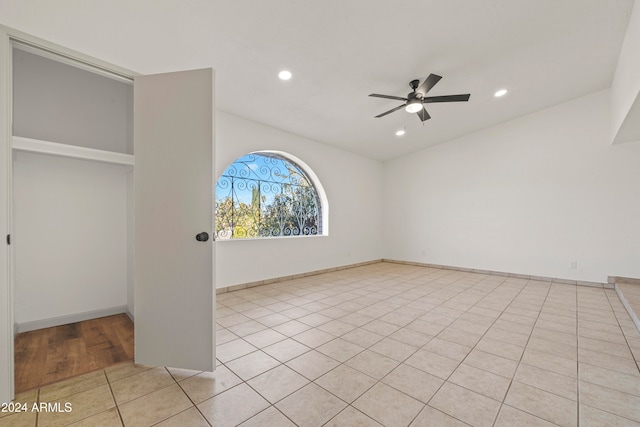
left=494, top=89, right=508, bottom=97
left=395, top=129, right=405, bottom=136
left=278, top=70, right=292, bottom=80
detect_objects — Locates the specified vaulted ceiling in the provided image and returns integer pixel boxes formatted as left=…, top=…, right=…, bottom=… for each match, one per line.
left=0, top=0, right=634, bottom=160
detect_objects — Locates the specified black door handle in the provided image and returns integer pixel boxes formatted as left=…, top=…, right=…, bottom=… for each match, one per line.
left=195, top=232, right=209, bottom=242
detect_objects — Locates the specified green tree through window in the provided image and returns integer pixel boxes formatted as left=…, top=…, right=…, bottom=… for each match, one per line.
left=215, top=153, right=321, bottom=239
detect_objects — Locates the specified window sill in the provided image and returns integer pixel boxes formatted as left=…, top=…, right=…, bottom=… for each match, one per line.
left=214, top=234, right=328, bottom=242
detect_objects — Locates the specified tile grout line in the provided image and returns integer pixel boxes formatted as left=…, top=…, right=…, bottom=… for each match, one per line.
left=320, top=405, right=379, bottom=427
left=576, top=280, right=580, bottom=427
left=297, top=290, right=434, bottom=420
left=402, top=275, right=513, bottom=426
left=35, top=388, right=40, bottom=427
left=23, top=264, right=640, bottom=427
left=522, top=285, right=580, bottom=416
left=238, top=339, right=333, bottom=422
left=398, top=277, right=551, bottom=424
left=110, top=367, right=188, bottom=426
left=336, top=271, right=490, bottom=426
left=573, top=288, right=640, bottom=423
left=215, top=268, right=636, bottom=427
left=487, top=277, right=553, bottom=427
left=401, top=274, right=532, bottom=426
left=221, top=269, right=496, bottom=426
left=223, top=358, right=303, bottom=426
left=566, top=289, right=640, bottom=425
left=103, top=368, right=126, bottom=427
left=347, top=272, right=505, bottom=422
left=170, top=370, right=213, bottom=427
left=169, top=277, right=574, bottom=425
left=38, top=370, right=121, bottom=426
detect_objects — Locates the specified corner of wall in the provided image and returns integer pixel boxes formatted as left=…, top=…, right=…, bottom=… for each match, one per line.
left=611, top=0, right=640, bottom=143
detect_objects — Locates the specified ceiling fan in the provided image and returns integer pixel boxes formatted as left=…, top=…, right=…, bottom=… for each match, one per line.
left=369, top=74, right=470, bottom=122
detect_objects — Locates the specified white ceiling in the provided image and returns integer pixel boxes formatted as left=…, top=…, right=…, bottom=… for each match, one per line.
left=0, top=0, right=634, bottom=161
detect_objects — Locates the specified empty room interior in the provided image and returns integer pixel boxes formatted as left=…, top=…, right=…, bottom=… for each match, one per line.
left=1, top=1, right=640, bottom=426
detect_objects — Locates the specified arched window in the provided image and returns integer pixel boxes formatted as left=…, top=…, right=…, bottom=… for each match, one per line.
left=215, top=152, right=325, bottom=239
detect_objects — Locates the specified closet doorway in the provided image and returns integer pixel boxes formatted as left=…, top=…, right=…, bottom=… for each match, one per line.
left=1, top=26, right=216, bottom=403
left=11, top=43, right=135, bottom=392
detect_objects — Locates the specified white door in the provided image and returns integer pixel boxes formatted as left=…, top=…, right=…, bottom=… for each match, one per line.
left=134, top=68, right=215, bottom=371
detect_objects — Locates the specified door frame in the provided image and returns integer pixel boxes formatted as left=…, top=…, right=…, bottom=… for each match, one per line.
left=0, top=25, right=141, bottom=403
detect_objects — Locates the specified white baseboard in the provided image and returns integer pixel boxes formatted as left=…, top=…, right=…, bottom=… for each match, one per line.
left=125, top=307, right=135, bottom=322
left=15, top=306, right=128, bottom=333
left=215, top=259, right=384, bottom=294
left=383, top=259, right=608, bottom=288
left=615, top=284, right=640, bottom=333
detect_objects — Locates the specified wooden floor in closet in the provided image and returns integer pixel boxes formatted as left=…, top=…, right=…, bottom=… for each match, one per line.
left=14, top=313, right=134, bottom=393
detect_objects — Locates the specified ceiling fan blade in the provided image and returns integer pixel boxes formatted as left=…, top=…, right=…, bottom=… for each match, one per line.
left=416, top=74, right=442, bottom=96
left=422, top=94, right=470, bottom=103
left=375, top=103, right=407, bottom=118
left=417, top=108, right=431, bottom=122
left=369, top=93, right=408, bottom=101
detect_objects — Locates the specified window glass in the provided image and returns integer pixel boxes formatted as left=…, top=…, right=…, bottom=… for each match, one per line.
left=215, top=152, right=322, bottom=239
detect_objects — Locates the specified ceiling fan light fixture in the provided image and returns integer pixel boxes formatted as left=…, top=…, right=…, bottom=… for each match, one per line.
left=395, top=129, right=405, bottom=136
left=405, top=99, right=423, bottom=113
left=370, top=73, right=469, bottom=122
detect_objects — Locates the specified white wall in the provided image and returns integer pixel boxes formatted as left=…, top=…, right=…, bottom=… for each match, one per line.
left=12, top=48, right=133, bottom=153
left=11, top=46, right=134, bottom=327
left=13, top=152, right=129, bottom=325
left=383, top=90, right=640, bottom=283
left=215, top=112, right=383, bottom=288
left=612, top=0, right=640, bottom=143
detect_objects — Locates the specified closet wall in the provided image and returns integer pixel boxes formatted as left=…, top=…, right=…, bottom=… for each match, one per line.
left=12, top=48, right=134, bottom=331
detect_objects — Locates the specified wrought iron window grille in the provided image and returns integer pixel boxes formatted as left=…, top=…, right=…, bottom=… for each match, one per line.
left=215, top=153, right=322, bottom=239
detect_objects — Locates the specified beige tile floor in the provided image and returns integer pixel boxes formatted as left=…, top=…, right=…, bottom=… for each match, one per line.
left=3, top=262, right=640, bottom=426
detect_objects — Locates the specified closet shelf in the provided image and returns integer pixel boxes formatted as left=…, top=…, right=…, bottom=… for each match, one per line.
left=12, top=136, right=134, bottom=166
